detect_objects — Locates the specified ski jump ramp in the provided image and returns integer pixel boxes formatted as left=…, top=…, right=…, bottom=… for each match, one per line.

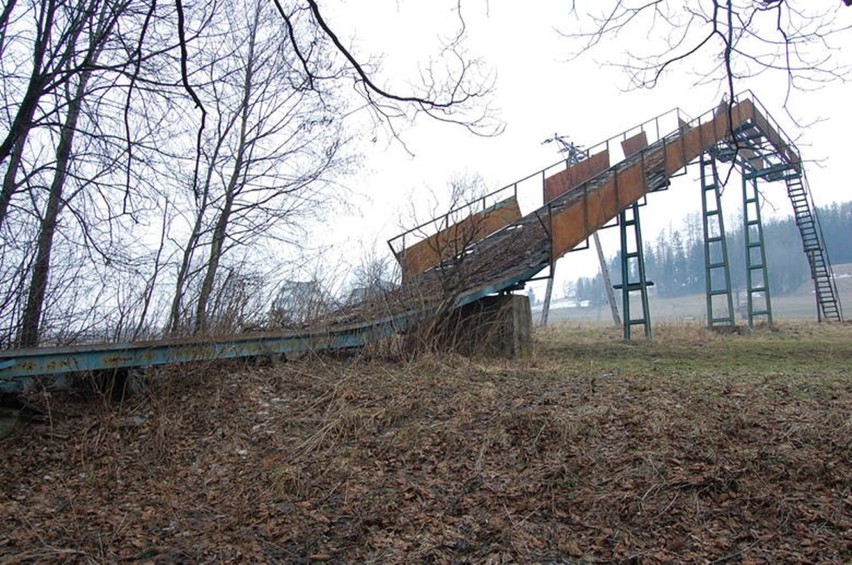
left=0, top=92, right=840, bottom=391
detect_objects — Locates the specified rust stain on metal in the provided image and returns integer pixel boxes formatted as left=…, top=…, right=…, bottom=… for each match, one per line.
left=544, top=150, right=610, bottom=203
left=618, top=163, right=648, bottom=203
left=401, top=197, right=522, bottom=282
left=739, top=99, right=800, bottom=170
left=666, top=104, right=747, bottom=175
left=104, top=355, right=132, bottom=367
left=548, top=102, right=781, bottom=262
left=621, top=131, right=648, bottom=158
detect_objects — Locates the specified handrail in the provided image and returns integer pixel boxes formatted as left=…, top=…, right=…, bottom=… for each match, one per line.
left=733, top=90, right=800, bottom=159
left=388, top=91, right=801, bottom=284
left=388, top=105, right=692, bottom=257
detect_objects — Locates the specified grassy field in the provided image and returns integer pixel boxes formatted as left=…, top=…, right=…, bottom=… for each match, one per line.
left=1, top=322, right=850, bottom=562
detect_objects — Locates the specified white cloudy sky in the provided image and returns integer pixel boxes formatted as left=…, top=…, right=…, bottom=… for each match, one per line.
left=313, top=1, right=852, bottom=293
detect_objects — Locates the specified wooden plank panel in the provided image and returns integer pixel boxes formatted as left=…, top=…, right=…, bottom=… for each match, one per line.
left=621, top=131, right=648, bottom=157
left=402, top=197, right=522, bottom=281
left=666, top=103, right=754, bottom=175
left=543, top=150, right=610, bottom=203
left=585, top=189, right=606, bottom=230
left=584, top=187, right=620, bottom=234
left=664, top=134, right=687, bottom=175
left=549, top=101, right=763, bottom=260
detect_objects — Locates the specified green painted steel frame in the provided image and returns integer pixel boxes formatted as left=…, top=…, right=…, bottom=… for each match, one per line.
left=0, top=315, right=412, bottom=393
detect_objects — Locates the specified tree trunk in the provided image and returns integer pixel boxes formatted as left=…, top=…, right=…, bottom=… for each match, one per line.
left=0, top=135, right=27, bottom=229
left=16, top=76, right=88, bottom=346
left=194, top=195, right=234, bottom=333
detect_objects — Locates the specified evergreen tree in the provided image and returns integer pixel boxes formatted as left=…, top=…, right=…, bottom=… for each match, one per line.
left=570, top=202, right=851, bottom=303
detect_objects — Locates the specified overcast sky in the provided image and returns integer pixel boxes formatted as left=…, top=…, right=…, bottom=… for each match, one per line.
left=313, top=2, right=852, bottom=293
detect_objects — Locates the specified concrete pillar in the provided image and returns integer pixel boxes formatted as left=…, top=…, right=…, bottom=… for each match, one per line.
left=448, top=294, right=532, bottom=359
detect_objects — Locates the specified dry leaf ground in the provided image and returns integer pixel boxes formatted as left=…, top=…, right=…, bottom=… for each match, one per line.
left=1, top=322, right=850, bottom=563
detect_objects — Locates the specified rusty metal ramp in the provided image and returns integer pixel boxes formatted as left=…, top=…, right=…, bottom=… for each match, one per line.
left=385, top=92, right=813, bottom=320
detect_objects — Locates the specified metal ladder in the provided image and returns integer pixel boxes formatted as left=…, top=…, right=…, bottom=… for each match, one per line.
left=699, top=153, right=735, bottom=327
left=617, top=202, right=652, bottom=339
left=742, top=175, right=773, bottom=326
left=784, top=173, right=843, bottom=322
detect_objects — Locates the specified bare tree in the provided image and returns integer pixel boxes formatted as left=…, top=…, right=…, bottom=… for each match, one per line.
left=564, top=1, right=852, bottom=108
left=269, top=1, right=501, bottom=140
left=0, top=0, right=502, bottom=347
left=396, top=174, right=507, bottom=348
left=167, top=0, right=352, bottom=334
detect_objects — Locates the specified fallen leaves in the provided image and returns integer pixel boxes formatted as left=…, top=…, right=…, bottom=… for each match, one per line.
left=0, top=324, right=851, bottom=562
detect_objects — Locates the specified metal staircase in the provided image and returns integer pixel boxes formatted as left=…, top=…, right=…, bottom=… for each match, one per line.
left=720, top=109, right=843, bottom=324
left=784, top=174, right=843, bottom=322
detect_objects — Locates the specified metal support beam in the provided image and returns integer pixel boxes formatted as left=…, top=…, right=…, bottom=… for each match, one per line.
left=593, top=232, right=621, bottom=326
left=540, top=263, right=555, bottom=326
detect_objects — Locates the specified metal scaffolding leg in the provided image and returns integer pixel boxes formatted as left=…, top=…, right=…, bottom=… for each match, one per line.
left=699, top=153, right=735, bottom=327
left=618, top=202, right=652, bottom=339
left=540, top=262, right=555, bottom=326
left=742, top=175, right=773, bottom=327
left=594, top=232, right=621, bottom=327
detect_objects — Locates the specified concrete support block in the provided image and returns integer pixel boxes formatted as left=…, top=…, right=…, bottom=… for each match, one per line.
left=448, top=294, right=532, bottom=359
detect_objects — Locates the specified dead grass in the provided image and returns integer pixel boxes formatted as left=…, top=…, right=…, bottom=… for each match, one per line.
left=1, top=322, right=851, bottom=562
